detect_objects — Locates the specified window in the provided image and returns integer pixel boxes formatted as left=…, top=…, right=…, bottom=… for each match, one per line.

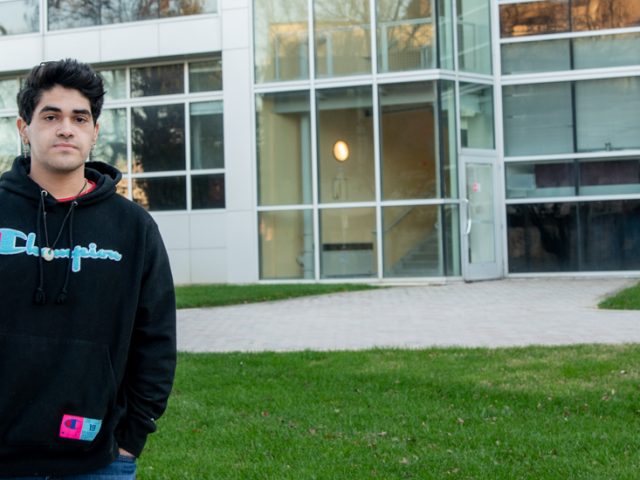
left=379, top=81, right=438, bottom=200
left=256, top=91, right=312, bottom=206
left=500, top=0, right=640, bottom=38
left=47, top=0, right=217, bottom=31
left=93, top=57, right=225, bottom=211
left=506, top=158, right=640, bottom=199
left=459, top=82, right=494, bottom=149
left=457, top=0, right=492, bottom=74
left=316, top=86, right=375, bottom=203
left=503, top=82, right=573, bottom=156
left=502, top=32, right=640, bottom=74
left=0, top=117, right=18, bottom=173
left=0, top=58, right=224, bottom=211
left=503, top=77, right=640, bottom=157
left=507, top=199, right=640, bottom=273
left=253, top=0, right=309, bottom=83
left=0, top=78, right=20, bottom=174
left=0, top=0, right=39, bottom=35
left=314, top=0, right=371, bottom=78
left=259, top=209, right=314, bottom=279
left=377, top=0, right=436, bottom=73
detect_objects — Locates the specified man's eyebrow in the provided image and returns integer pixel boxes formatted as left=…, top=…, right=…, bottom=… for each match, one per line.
left=38, top=105, right=92, bottom=117
left=38, top=105, right=62, bottom=114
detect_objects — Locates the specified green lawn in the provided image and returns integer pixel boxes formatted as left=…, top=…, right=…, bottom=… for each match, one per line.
left=175, top=283, right=378, bottom=309
left=599, top=281, right=640, bottom=310
left=140, top=345, right=640, bottom=479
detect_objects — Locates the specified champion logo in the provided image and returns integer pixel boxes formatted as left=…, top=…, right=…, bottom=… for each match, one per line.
left=0, top=228, right=122, bottom=272
left=59, top=414, right=102, bottom=441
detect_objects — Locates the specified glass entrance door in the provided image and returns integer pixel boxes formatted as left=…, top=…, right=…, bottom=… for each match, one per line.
left=461, top=153, right=502, bottom=281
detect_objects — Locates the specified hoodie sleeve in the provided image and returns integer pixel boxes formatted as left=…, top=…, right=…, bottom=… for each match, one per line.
left=115, top=220, right=177, bottom=457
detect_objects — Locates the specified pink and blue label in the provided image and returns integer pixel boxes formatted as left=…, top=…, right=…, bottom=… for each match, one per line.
left=59, top=414, right=102, bottom=441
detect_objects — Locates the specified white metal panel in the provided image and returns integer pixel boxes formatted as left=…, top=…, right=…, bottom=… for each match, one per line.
left=221, top=7, right=250, bottom=50
left=189, top=212, right=227, bottom=249
left=190, top=248, right=228, bottom=283
left=225, top=210, right=258, bottom=283
left=152, top=213, right=190, bottom=250
left=222, top=47, right=254, bottom=211
left=100, top=23, right=159, bottom=62
left=167, top=249, right=191, bottom=284
left=158, top=16, right=221, bottom=56
left=0, top=36, right=43, bottom=71
left=221, top=0, right=249, bottom=9
left=45, top=31, right=101, bottom=64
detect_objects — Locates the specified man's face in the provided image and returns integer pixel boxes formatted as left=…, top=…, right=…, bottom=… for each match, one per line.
left=17, top=85, right=99, bottom=176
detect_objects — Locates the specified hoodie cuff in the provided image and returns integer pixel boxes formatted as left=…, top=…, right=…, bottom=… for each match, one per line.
left=115, top=415, right=156, bottom=458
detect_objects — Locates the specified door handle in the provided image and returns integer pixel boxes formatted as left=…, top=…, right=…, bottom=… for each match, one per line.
left=463, top=198, right=472, bottom=235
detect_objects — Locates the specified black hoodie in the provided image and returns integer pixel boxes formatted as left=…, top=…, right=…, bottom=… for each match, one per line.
left=0, top=157, right=176, bottom=476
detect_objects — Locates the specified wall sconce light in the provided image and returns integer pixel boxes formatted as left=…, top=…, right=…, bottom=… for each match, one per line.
left=332, top=140, right=350, bottom=162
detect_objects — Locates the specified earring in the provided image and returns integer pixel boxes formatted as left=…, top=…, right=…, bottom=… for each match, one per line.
left=21, top=141, right=30, bottom=158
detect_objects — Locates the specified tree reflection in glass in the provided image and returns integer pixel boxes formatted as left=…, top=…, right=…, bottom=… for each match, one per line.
left=314, top=0, right=371, bottom=77
left=130, top=64, right=184, bottom=97
left=377, top=0, right=435, bottom=73
left=0, top=117, right=19, bottom=174
left=0, top=0, right=39, bottom=34
left=132, top=104, right=185, bottom=172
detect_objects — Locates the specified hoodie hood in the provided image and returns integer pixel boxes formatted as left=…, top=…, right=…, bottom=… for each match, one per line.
left=0, top=156, right=122, bottom=206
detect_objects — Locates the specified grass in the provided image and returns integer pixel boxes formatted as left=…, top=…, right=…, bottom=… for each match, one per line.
left=140, top=345, right=640, bottom=479
left=599, top=281, right=640, bottom=310
left=174, top=283, right=378, bottom=309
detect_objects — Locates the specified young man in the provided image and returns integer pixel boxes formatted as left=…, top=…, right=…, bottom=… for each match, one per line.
left=0, top=59, right=176, bottom=478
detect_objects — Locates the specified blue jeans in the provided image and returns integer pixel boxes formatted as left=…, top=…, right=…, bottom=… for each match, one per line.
left=5, top=454, right=136, bottom=480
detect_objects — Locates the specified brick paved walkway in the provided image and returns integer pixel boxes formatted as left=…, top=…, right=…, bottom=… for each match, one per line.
left=177, top=278, right=639, bottom=352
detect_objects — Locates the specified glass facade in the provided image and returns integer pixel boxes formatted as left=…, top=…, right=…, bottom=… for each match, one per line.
left=48, top=0, right=216, bottom=31
left=377, top=0, right=436, bottom=72
left=0, top=56, right=224, bottom=212
left=503, top=77, right=640, bottom=157
left=507, top=200, right=640, bottom=273
left=254, top=1, right=465, bottom=280
left=2, top=0, right=639, bottom=282
left=457, top=0, right=492, bottom=74
left=314, top=0, right=372, bottom=78
left=0, top=0, right=38, bottom=35
left=253, top=0, right=309, bottom=83
left=256, top=91, right=312, bottom=206
left=0, top=0, right=215, bottom=35
left=502, top=32, right=640, bottom=74
left=502, top=0, right=640, bottom=275
left=459, top=82, right=494, bottom=149
left=500, top=0, right=640, bottom=38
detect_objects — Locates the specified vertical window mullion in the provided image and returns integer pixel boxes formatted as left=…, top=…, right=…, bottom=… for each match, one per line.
left=369, top=0, right=382, bottom=279
left=184, top=63, right=192, bottom=211
left=308, top=0, right=321, bottom=280
left=125, top=66, right=133, bottom=201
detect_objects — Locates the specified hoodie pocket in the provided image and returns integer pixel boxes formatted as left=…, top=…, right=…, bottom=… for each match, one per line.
left=0, top=333, right=117, bottom=451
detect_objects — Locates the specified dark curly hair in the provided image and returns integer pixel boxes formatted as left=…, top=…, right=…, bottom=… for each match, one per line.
left=17, top=58, right=105, bottom=125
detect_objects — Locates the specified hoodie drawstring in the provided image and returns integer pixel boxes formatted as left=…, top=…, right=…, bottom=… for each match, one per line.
left=56, top=201, right=77, bottom=304
left=33, top=190, right=80, bottom=306
left=33, top=190, right=47, bottom=305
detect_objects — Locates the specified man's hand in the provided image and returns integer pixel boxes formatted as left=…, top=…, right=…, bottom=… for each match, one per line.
left=119, top=448, right=136, bottom=458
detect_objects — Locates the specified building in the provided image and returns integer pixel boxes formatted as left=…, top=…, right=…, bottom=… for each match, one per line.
left=1, top=0, right=639, bottom=284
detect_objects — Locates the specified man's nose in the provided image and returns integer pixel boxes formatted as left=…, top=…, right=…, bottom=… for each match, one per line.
left=57, top=118, right=74, bottom=137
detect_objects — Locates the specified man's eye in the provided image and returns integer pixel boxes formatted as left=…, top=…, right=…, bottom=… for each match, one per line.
left=76, top=117, right=89, bottom=124
left=44, top=115, right=56, bottom=121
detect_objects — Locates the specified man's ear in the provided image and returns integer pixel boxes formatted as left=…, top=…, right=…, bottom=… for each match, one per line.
left=93, top=122, right=100, bottom=145
left=16, top=117, right=28, bottom=143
